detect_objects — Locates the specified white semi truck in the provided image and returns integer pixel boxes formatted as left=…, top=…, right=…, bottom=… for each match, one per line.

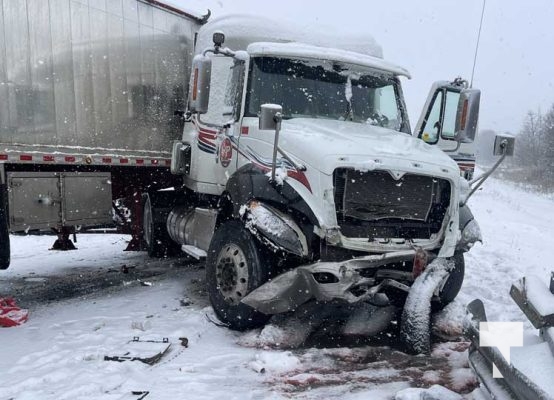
left=149, top=15, right=512, bottom=340
left=1, top=4, right=512, bottom=346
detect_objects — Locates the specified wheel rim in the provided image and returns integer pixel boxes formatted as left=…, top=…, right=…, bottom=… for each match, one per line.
left=143, top=197, right=153, bottom=247
left=215, top=244, right=249, bottom=305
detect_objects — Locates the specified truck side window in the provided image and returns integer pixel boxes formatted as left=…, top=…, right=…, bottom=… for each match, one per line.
left=201, top=56, right=234, bottom=126
left=373, top=85, right=401, bottom=131
left=420, top=90, right=443, bottom=144
left=441, top=90, right=460, bottom=139
left=223, top=60, right=245, bottom=122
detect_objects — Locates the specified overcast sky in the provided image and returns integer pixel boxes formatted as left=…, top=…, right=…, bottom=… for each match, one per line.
left=176, top=0, right=554, bottom=134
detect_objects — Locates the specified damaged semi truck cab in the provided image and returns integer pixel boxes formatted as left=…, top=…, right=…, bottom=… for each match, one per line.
left=159, top=17, right=484, bottom=330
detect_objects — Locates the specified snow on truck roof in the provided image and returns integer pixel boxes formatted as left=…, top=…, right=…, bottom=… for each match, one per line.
left=145, top=0, right=208, bottom=23
left=247, top=42, right=411, bottom=78
left=196, top=14, right=410, bottom=77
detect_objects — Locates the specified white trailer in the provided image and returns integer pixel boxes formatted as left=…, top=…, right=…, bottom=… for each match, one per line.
left=0, top=0, right=207, bottom=268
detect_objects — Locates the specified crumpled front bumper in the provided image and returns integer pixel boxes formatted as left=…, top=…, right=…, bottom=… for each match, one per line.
left=241, top=250, right=419, bottom=315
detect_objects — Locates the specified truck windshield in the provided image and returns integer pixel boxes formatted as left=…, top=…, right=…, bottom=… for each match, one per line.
left=246, top=56, right=406, bottom=131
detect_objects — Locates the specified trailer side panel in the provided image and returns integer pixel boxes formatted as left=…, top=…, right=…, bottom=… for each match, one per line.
left=0, top=0, right=198, bottom=158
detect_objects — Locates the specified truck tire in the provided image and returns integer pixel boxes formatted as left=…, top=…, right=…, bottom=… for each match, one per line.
left=432, top=252, right=465, bottom=310
left=206, top=220, right=272, bottom=330
left=0, top=183, right=10, bottom=270
left=142, top=194, right=177, bottom=258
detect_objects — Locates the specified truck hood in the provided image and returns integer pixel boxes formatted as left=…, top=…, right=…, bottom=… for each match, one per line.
left=278, top=118, right=459, bottom=176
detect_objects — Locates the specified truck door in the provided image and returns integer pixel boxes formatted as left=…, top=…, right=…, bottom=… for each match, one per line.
left=187, top=55, right=244, bottom=191
left=414, top=80, right=480, bottom=179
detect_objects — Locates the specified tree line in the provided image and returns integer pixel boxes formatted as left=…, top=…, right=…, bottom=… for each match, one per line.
left=476, top=104, right=554, bottom=190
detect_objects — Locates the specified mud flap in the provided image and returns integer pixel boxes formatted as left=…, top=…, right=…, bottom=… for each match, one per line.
left=0, top=183, right=10, bottom=269
left=400, top=258, right=453, bottom=354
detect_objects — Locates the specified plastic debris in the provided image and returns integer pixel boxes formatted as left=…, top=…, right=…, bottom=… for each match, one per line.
left=0, top=298, right=29, bottom=327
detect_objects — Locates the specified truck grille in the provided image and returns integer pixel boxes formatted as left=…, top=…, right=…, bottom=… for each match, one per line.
left=333, top=169, right=451, bottom=240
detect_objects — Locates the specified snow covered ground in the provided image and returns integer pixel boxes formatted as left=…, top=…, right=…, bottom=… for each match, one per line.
left=0, top=177, right=553, bottom=400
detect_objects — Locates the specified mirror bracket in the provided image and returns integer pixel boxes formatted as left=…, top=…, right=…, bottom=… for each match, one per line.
left=259, top=104, right=284, bottom=182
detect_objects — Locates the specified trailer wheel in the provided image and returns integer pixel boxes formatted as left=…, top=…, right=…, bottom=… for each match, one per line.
left=0, top=183, right=10, bottom=270
left=432, top=252, right=465, bottom=310
left=142, top=194, right=176, bottom=258
left=206, top=220, right=272, bottom=330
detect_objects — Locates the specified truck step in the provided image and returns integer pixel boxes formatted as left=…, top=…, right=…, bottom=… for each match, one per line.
left=181, top=245, right=207, bottom=260
left=510, top=275, right=554, bottom=329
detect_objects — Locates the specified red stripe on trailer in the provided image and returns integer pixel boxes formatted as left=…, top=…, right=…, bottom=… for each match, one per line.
left=65, top=156, right=76, bottom=162
left=102, top=157, right=112, bottom=164
left=0, top=155, right=7, bottom=161
left=20, top=155, right=32, bottom=161
left=43, top=155, right=55, bottom=162
left=136, top=159, right=144, bottom=165
left=151, top=159, right=159, bottom=165
left=120, top=158, right=129, bottom=164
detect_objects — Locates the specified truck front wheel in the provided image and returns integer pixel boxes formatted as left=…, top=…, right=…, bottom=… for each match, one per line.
left=206, top=220, right=272, bottom=330
left=432, top=252, right=465, bottom=310
left=0, top=183, right=10, bottom=270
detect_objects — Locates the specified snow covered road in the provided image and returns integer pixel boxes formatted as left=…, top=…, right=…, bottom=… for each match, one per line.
left=0, top=178, right=552, bottom=399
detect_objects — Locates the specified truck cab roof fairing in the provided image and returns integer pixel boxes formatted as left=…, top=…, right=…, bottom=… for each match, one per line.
left=246, top=42, right=411, bottom=79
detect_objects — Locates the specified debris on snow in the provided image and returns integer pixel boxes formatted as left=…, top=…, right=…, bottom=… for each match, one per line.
left=250, top=351, right=301, bottom=374
left=0, top=298, right=29, bottom=327
left=395, top=384, right=463, bottom=400
left=103, top=337, right=171, bottom=365
left=238, top=311, right=319, bottom=349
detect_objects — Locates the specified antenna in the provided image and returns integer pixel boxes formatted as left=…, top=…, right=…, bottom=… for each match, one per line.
left=470, top=0, right=487, bottom=88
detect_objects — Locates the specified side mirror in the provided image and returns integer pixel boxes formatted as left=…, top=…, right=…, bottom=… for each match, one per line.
left=188, top=54, right=212, bottom=114
left=455, top=88, right=480, bottom=143
left=493, top=134, right=515, bottom=156
left=259, top=104, right=283, bottom=131
left=259, top=104, right=284, bottom=182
